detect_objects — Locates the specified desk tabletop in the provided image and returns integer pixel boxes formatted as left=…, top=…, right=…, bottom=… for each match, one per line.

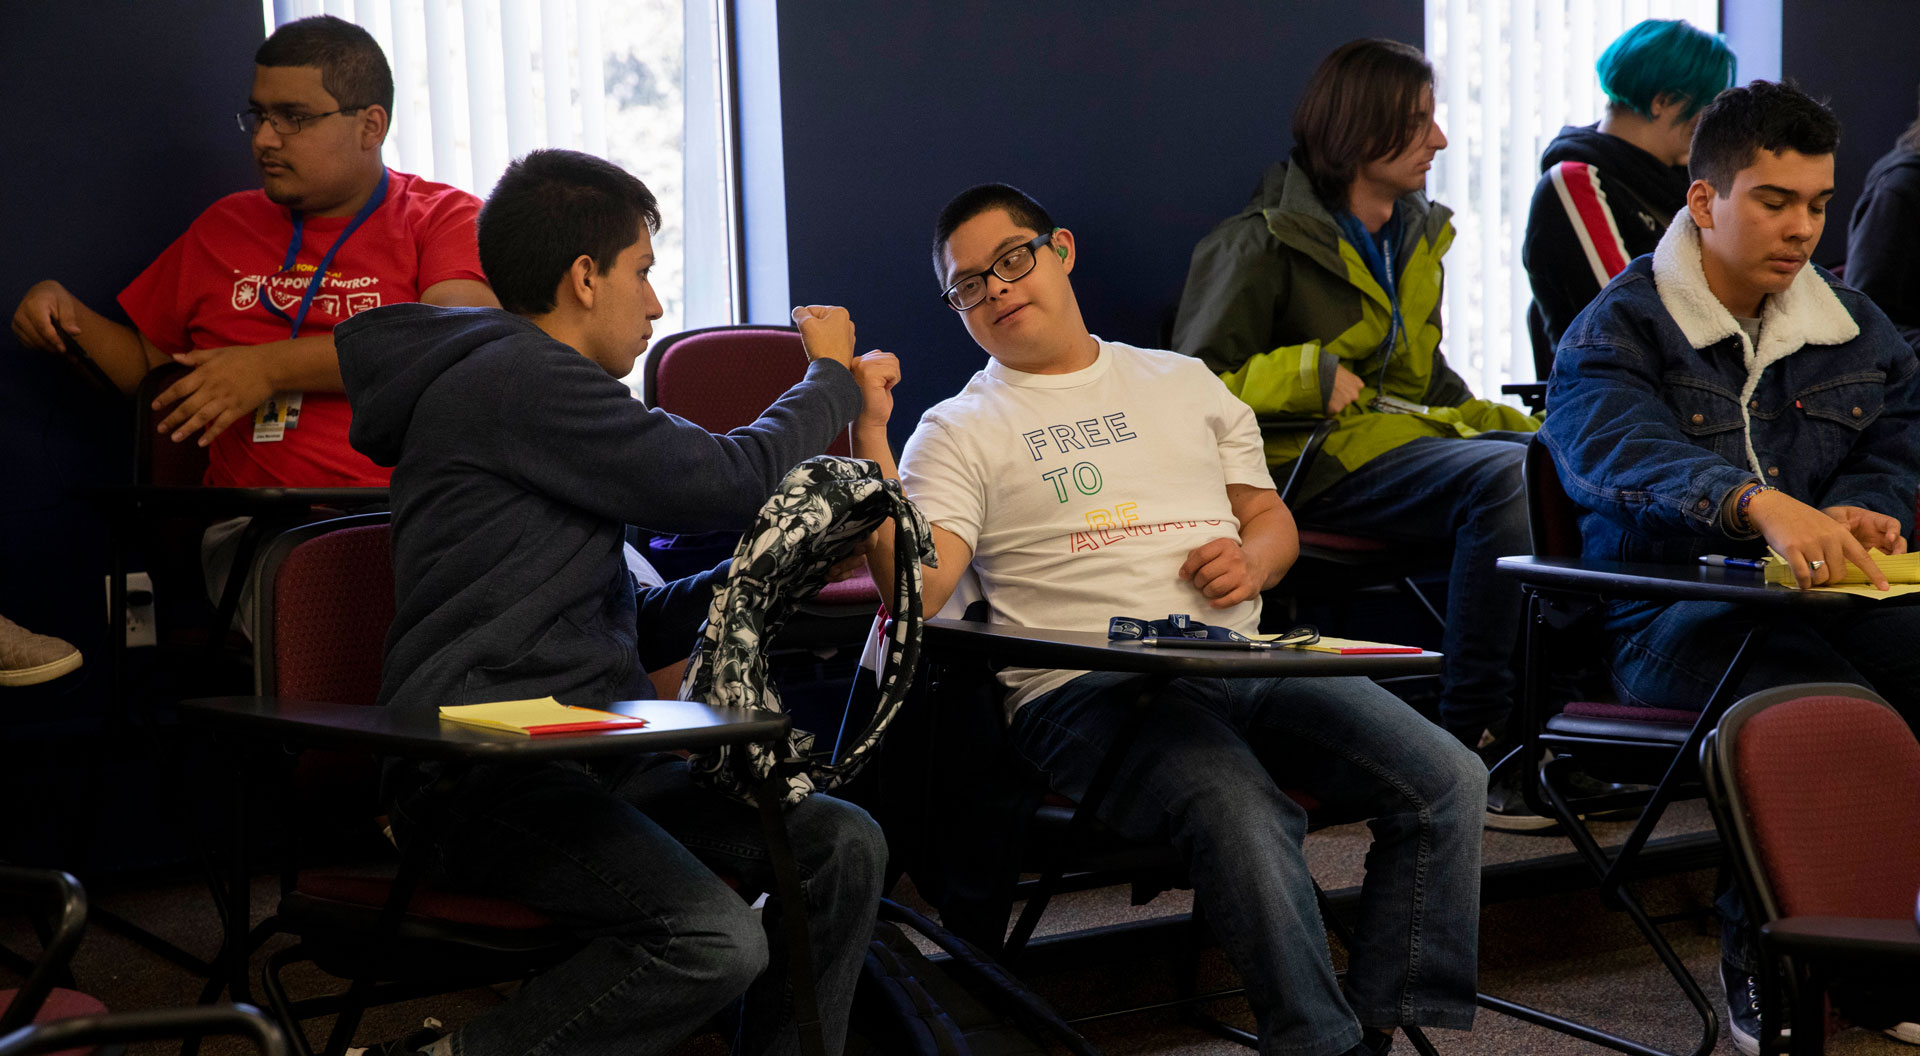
left=924, top=618, right=1442, bottom=678
left=80, top=485, right=390, bottom=513
left=181, top=696, right=788, bottom=760
left=1495, top=555, right=1868, bottom=607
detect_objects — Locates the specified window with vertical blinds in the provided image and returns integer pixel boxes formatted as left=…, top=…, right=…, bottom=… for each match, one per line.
left=1424, top=0, right=1720, bottom=393
left=264, top=0, right=736, bottom=379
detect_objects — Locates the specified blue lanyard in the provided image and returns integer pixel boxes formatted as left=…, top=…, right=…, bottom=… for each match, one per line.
left=1335, top=209, right=1408, bottom=391
left=1375, top=238, right=1407, bottom=391
left=263, top=167, right=390, bottom=339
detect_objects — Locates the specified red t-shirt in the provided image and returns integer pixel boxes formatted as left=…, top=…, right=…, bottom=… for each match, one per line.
left=118, top=169, right=485, bottom=487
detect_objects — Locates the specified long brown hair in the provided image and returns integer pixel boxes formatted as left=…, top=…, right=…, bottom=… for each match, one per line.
left=1292, top=39, right=1435, bottom=206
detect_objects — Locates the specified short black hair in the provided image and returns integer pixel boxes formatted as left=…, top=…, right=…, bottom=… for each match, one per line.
left=931, top=183, right=1056, bottom=278
left=255, top=15, right=394, bottom=114
left=1689, top=80, right=1840, bottom=196
left=478, top=149, right=662, bottom=316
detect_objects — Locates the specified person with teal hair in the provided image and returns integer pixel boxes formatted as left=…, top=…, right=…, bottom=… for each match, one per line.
left=1521, top=18, right=1736, bottom=371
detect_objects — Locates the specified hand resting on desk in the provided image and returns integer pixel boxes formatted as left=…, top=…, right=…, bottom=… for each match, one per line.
left=1748, top=490, right=1892, bottom=590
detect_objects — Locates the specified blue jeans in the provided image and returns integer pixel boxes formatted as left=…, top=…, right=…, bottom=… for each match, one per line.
left=389, top=755, right=885, bottom=1056
left=1009, top=672, right=1487, bottom=1056
left=1604, top=598, right=1920, bottom=972
left=1297, top=433, right=1531, bottom=740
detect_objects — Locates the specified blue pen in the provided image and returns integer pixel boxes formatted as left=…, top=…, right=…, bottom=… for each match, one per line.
left=1699, top=554, right=1765, bottom=570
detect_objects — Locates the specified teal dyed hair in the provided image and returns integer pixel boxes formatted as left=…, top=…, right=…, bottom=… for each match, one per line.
left=1596, top=19, right=1736, bottom=121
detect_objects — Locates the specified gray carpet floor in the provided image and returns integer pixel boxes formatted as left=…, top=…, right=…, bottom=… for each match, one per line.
left=4, top=800, right=1910, bottom=1055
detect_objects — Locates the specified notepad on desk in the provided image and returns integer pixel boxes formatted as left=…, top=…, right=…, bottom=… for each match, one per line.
left=1762, top=549, right=1920, bottom=600
left=1254, top=634, right=1423, bottom=654
left=440, top=697, right=650, bottom=736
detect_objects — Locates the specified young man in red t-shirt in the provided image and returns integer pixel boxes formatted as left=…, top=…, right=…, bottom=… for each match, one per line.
left=9, top=14, right=496, bottom=489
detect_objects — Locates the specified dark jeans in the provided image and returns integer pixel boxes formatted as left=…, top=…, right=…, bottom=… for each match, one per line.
left=1604, top=597, right=1920, bottom=972
left=1009, top=671, right=1486, bottom=1056
left=390, top=755, right=885, bottom=1056
left=1297, top=432, right=1531, bottom=740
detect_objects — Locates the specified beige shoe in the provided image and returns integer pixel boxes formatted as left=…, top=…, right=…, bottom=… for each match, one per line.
left=0, top=614, right=82, bottom=686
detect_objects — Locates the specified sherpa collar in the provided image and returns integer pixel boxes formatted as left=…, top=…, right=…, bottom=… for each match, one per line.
left=1651, top=209, right=1859, bottom=479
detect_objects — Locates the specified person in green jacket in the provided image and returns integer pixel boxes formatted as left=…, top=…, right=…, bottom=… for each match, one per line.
left=1174, top=38, right=1544, bottom=830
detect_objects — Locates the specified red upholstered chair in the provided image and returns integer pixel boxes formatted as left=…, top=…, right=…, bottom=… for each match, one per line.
left=1701, top=685, right=1920, bottom=1055
left=0, top=865, right=287, bottom=1056
left=230, top=516, right=579, bottom=1056
left=638, top=325, right=879, bottom=648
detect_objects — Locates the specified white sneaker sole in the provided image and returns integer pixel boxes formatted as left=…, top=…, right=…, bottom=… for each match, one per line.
left=1484, top=809, right=1560, bottom=832
left=0, top=649, right=82, bottom=687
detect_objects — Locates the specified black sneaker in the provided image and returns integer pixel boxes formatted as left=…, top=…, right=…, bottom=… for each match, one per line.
left=1342, top=1026, right=1394, bottom=1056
left=1722, top=959, right=1784, bottom=1056
left=1484, top=749, right=1559, bottom=833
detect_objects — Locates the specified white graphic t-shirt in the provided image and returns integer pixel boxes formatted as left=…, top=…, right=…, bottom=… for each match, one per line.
left=900, top=339, right=1277, bottom=713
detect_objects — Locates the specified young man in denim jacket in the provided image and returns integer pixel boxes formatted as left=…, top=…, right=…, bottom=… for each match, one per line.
left=1540, top=81, right=1920, bottom=1055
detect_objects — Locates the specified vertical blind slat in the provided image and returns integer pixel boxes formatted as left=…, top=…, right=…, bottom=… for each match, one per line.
left=540, top=0, right=572, bottom=149
left=1482, top=0, right=1505, bottom=388
left=423, top=0, right=461, bottom=185
left=577, top=0, right=606, bottom=157
left=501, top=0, right=537, bottom=158
left=1508, top=0, right=1537, bottom=391
left=1442, top=0, right=1472, bottom=388
left=463, top=0, right=505, bottom=194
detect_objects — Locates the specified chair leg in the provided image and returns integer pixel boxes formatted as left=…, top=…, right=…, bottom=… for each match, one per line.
left=1396, top=575, right=1447, bottom=631
left=1007, top=676, right=1164, bottom=961
left=262, top=944, right=316, bottom=1056
left=1174, top=902, right=1258, bottom=1050
left=1788, top=957, right=1825, bottom=1056
left=319, top=976, right=375, bottom=1056
left=1534, top=756, right=1718, bottom=1056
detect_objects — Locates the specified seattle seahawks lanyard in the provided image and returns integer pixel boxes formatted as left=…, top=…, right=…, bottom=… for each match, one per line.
left=263, top=167, right=390, bottom=339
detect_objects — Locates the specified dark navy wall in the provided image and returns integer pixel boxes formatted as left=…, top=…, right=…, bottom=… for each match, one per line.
left=777, top=2, right=1424, bottom=447
left=1778, top=1, right=1920, bottom=267
left=0, top=2, right=261, bottom=797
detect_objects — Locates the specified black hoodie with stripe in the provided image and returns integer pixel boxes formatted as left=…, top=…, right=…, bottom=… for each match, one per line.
left=1522, top=123, right=1692, bottom=365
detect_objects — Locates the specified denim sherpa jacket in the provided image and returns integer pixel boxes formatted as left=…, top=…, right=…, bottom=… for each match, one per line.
left=1540, top=210, right=1920, bottom=566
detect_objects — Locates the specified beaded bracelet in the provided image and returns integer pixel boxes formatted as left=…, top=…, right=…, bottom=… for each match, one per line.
left=1734, top=482, right=1775, bottom=533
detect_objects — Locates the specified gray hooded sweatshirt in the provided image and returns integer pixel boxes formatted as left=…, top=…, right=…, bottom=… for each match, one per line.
left=335, top=303, right=859, bottom=713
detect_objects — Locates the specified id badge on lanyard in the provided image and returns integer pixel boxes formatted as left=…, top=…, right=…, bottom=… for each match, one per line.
left=253, top=392, right=303, bottom=442
left=253, top=168, right=389, bottom=443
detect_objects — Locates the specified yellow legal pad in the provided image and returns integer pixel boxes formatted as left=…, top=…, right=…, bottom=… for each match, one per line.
left=1253, top=633, right=1423, bottom=654
left=439, top=697, right=650, bottom=736
left=1762, top=549, right=1920, bottom=600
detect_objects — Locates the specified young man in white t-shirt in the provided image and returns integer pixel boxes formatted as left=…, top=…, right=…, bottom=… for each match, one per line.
left=857, top=184, right=1486, bottom=1056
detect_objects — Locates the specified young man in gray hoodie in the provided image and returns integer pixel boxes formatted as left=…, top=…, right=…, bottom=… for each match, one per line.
left=334, top=148, right=895, bottom=1056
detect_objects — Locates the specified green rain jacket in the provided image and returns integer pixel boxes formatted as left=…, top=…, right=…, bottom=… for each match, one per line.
left=1173, top=159, right=1538, bottom=506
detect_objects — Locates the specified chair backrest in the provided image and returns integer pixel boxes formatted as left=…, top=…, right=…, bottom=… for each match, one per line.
left=250, top=514, right=394, bottom=704
left=133, top=362, right=210, bottom=486
left=641, top=325, right=851, bottom=456
left=1526, top=300, right=1555, bottom=382
left=1523, top=435, right=1582, bottom=558
left=1707, top=682, right=1920, bottom=924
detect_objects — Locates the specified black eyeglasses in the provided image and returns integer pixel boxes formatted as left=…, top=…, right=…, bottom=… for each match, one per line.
left=940, top=232, right=1055, bottom=311
left=236, top=106, right=365, bottom=136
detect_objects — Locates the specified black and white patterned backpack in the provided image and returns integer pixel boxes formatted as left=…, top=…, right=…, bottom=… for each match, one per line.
left=682, top=455, right=937, bottom=805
